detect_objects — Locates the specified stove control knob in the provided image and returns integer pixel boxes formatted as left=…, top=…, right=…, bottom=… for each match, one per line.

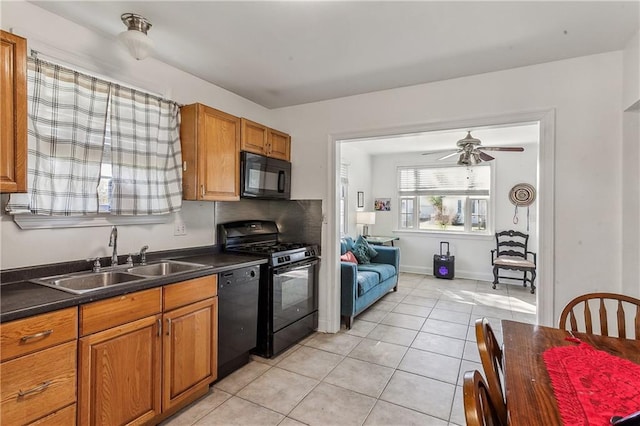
left=249, top=270, right=256, bottom=278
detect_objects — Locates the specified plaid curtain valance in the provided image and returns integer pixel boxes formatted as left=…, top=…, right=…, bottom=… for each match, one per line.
left=6, top=58, right=182, bottom=216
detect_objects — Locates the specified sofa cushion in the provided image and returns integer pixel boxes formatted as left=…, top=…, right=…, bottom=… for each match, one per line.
left=357, top=271, right=381, bottom=296
left=358, top=263, right=397, bottom=283
left=340, top=251, right=358, bottom=264
left=352, top=236, right=378, bottom=264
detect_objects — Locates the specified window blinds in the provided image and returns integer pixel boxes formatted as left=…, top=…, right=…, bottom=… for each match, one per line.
left=398, top=165, right=490, bottom=196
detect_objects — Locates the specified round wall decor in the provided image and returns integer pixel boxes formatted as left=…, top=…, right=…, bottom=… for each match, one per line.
left=509, top=183, right=536, bottom=207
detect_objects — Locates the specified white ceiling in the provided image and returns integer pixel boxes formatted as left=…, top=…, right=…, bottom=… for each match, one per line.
left=344, top=122, right=540, bottom=155
left=29, top=1, right=639, bottom=109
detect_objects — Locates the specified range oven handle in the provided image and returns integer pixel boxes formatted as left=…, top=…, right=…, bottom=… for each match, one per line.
left=273, top=258, right=319, bottom=275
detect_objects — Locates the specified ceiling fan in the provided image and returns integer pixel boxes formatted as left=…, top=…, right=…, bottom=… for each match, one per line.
left=422, top=131, right=524, bottom=165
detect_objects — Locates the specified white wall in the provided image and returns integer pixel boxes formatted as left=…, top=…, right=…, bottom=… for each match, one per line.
left=0, top=1, right=275, bottom=269
left=340, top=144, right=373, bottom=237
left=275, top=51, right=624, bottom=327
left=621, top=31, right=640, bottom=297
left=367, top=141, right=538, bottom=281
left=622, top=31, right=640, bottom=111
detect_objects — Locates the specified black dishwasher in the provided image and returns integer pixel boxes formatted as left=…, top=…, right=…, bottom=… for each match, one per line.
left=217, top=265, right=261, bottom=379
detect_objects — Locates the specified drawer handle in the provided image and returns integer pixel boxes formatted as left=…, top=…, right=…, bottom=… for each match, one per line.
left=18, top=381, right=51, bottom=398
left=20, top=329, right=53, bottom=342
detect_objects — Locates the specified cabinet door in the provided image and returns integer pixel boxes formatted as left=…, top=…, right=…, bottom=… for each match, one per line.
left=163, top=297, right=217, bottom=412
left=198, top=106, right=240, bottom=201
left=78, top=315, right=162, bottom=426
left=267, top=128, right=291, bottom=161
left=240, top=118, right=268, bottom=156
left=0, top=30, right=27, bottom=193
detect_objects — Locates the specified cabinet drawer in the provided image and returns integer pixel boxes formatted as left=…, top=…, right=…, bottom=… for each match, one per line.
left=0, top=307, right=77, bottom=362
left=164, top=275, right=217, bottom=311
left=0, top=341, right=77, bottom=426
left=28, top=403, right=75, bottom=425
left=80, top=288, right=162, bottom=336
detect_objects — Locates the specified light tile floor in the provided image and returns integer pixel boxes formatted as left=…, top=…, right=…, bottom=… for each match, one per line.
left=163, top=273, right=536, bottom=426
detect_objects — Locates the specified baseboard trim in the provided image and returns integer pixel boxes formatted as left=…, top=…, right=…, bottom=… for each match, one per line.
left=399, top=265, right=494, bottom=282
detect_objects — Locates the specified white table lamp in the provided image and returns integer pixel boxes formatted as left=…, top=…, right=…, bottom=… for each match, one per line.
left=356, top=212, right=376, bottom=236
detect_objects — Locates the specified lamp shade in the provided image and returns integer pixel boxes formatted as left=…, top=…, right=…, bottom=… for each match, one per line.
left=118, top=29, right=154, bottom=60
left=356, top=212, right=376, bottom=225
left=119, top=13, right=154, bottom=60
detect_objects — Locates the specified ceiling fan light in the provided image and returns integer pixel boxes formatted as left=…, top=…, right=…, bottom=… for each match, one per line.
left=458, top=153, right=470, bottom=166
left=118, top=13, right=154, bottom=60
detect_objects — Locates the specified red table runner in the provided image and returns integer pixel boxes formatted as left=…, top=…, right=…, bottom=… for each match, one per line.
left=543, top=338, right=640, bottom=426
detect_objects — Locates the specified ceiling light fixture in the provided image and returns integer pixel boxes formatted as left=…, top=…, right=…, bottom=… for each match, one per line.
left=118, top=13, right=154, bottom=60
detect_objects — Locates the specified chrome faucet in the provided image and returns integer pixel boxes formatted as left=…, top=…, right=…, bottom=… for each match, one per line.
left=108, top=226, right=118, bottom=266
left=139, top=245, right=149, bottom=265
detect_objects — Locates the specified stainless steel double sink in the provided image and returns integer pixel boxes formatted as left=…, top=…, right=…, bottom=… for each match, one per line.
left=31, top=260, right=210, bottom=295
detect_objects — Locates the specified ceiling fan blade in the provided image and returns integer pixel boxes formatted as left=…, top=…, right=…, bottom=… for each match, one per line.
left=421, top=148, right=459, bottom=156
left=477, top=151, right=494, bottom=162
left=437, top=150, right=462, bottom=161
left=479, top=146, right=524, bottom=152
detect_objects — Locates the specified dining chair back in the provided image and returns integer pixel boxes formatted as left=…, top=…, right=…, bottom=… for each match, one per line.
left=559, top=292, right=640, bottom=339
left=491, top=230, right=537, bottom=294
left=475, top=318, right=508, bottom=426
left=463, top=370, right=503, bottom=426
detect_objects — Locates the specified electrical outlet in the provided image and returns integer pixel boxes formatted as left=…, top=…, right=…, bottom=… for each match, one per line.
left=174, top=222, right=186, bottom=236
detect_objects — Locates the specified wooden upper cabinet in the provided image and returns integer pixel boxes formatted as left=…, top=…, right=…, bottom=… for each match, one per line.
left=240, top=117, right=291, bottom=161
left=240, top=118, right=268, bottom=156
left=0, top=30, right=27, bottom=193
left=267, top=127, right=291, bottom=161
left=181, top=103, right=240, bottom=201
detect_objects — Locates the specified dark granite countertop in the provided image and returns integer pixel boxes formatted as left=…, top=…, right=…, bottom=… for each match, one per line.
left=0, top=248, right=266, bottom=323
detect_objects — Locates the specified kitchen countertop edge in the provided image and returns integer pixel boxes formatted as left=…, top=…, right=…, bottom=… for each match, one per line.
left=1, top=253, right=266, bottom=323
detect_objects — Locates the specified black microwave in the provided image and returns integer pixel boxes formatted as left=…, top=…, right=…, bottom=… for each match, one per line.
left=241, top=152, right=291, bottom=200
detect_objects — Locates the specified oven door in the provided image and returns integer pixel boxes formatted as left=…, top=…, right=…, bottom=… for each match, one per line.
left=271, top=258, right=319, bottom=332
left=241, top=151, right=291, bottom=199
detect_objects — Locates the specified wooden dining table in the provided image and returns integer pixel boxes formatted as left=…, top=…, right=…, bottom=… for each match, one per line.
left=501, top=320, right=640, bottom=426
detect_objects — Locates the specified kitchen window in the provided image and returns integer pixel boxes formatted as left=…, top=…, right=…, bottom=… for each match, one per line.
left=6, top=57, right=182, bottom=225
left=397, top=165, right=491, bottom=233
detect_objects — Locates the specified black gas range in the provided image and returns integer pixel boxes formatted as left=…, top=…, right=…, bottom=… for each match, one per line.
left=218, top=220, right=319, bottom=358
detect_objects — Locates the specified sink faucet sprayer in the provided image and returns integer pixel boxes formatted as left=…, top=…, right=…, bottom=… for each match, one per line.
left=109, top=226, right=118, bottom=266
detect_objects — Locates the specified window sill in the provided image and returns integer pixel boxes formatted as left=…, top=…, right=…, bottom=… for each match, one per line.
left=392, top=229, right=494, bottom=240
left=13, top=214, right=171, bottom=230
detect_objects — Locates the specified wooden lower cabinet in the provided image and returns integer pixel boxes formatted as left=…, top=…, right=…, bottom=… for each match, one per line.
left=78, top=277, right=218, bottom=425
left=162, top=297, right=217, bottom=412
left=78, top=314, right=162, bottom=426
left=0, top=341, right=77, bottom=425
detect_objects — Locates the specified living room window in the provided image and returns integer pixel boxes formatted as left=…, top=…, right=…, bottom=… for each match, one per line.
left=339, top=164, right=349, bottom=236
left=397, top=165, right=491, bottom=233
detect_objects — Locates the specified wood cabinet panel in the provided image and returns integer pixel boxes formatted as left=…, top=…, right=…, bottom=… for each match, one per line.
left=267, top=128, right=291, bottom=161
left=28, top=404, right=76, bottom=426
left=163, top=275, right=217, bottom=311
left=163, top=297, right=217, bottom=411
left=240, top=118, right=268, bottom=155
left=180, top=103, right=240, bottom=201
left=0, top=307, right=78, bottom=362
left=240, top=117, right=291, bottom=161
left=1, top=341, right=77, bottom=426
left=0, top=30, right=27, bottom=194
left=78, top=314, right=162, bottom=426
left=80, top=288, right=161, bottom=336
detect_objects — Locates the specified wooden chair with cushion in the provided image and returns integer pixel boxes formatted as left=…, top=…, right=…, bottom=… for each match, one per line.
left=559, top=292, right=640, bottom=339
left=475, top=318, right=508, bottom=426
left=463, top=370, right=504, bottom=426
left=491, top=230, right=537, bottom=294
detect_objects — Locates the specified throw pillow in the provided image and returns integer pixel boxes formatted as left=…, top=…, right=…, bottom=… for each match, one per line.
left=340, top=251, right=358, bottom=264
left=352, top=236, right=378, bottom=264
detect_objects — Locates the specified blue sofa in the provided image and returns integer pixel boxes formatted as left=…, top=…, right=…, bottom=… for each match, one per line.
left=340, top=236, right=400, bottom=329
